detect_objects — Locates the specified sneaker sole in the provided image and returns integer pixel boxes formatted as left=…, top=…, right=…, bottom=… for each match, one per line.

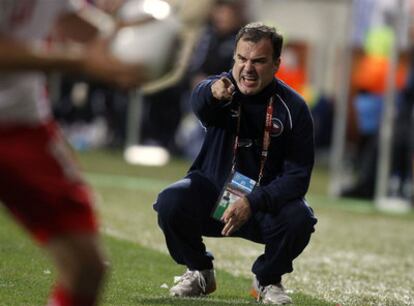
left=250, top=287, right=292, bottom=305
left=169, top=284, right=217, bottom=297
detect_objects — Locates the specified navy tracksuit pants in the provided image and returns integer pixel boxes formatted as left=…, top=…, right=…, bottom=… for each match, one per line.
left=154, top=172, right=317, bottom=286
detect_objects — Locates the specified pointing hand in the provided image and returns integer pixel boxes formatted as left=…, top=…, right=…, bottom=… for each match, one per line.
left=211, top=77, right=235, bottom=101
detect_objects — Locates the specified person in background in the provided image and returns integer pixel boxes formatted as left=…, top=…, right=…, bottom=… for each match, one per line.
left=140, top=0, right=248, bottom=157
left=52, top=0, right=129, bottom=150
left=154, top=23, right=317, bottom=304
left=176, top=0, right=249, bottom=158
left=0, top=1, right=145, bottom=305
left=394, top=21, right=414, bottom=204
left=189, top=0, right=248, bottom=88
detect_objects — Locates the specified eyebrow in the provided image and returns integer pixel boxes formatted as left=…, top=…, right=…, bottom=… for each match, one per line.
left=236, top=54, right=268, bottom=62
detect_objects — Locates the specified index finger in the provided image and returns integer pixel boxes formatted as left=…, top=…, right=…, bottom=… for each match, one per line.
left=221, top=77, right=235, bottom=91
left=221, top=77, right=232, bottom=86
left=221, top=218, right=235, bottom=236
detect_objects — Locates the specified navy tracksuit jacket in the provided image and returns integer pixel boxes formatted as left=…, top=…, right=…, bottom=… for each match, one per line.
left=154, top=71, right=317, bottom=286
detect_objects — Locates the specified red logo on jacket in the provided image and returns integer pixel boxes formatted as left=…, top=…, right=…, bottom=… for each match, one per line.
left=271, top=118, right=284, bottom=137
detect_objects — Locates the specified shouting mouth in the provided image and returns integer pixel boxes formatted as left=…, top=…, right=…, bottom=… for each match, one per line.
left=241, top=75, right=258, bottom=88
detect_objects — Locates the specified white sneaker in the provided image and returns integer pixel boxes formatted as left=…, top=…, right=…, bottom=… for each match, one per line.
left=250, top=276, right=292, bottom=304
left=169, top=269, right=216, bottom=297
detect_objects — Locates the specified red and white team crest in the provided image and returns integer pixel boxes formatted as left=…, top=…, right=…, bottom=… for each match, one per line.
left=271, top=118, right=284, bottom=137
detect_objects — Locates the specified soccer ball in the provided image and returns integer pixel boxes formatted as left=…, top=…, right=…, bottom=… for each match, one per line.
left=110, top=0, right=181, bottom=80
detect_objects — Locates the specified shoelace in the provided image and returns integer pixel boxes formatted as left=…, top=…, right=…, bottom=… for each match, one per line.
left=173, top=270, right=207, bottom=293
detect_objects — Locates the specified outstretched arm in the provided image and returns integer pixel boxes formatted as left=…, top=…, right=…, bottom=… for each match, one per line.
left=0, top=33, right=86, bottom=74
left=0, top=7, right=147, bottom=89
left=191, top=73, right=236, bottom=125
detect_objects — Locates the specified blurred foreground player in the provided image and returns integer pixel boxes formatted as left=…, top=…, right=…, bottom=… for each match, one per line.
left=0, top=1, right=145, bottom=305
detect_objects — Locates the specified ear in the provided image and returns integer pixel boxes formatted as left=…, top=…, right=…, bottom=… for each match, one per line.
left=273, top=58, right=281, bottom=74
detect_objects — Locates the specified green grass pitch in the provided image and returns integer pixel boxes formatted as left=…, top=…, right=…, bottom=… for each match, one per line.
left=0, top=149, right=413, bottom=306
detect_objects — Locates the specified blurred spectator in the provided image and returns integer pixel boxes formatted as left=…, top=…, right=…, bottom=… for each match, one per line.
left=173, top=0, right=249, bottom=158
left=394, top=27, right=414, bottom=204
left=274, top=42, right=335, bottom=151
left=276, top=43, right=308, bottom=100
left=341, top=23, right=411, bottom=200
left=311, top=95, right=334, bottom=149
left=53, top=76, right=129, bottom=149
left=188, top=0, right=248, bottom=88
left=339, top=0, right=414, bottom=201
left=52, top=0, right=129, bottom=150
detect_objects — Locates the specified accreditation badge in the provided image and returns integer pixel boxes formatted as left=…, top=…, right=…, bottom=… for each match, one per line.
left=212, top=171, right=256, bottom=221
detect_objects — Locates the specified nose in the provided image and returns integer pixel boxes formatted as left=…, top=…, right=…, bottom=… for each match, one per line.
left=245, top=60, right=254, bottom=72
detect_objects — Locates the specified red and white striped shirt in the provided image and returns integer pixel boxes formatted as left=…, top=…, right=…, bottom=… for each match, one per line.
left=0, top=0, right=78, bottom=125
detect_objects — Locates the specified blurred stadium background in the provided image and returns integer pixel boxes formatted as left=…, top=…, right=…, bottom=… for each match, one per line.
left=49, top=0, right=414, bottom=211
left=1, top=0, right=414, bottom=305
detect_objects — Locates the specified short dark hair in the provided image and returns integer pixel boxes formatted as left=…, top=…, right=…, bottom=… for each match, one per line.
left=235, top=22, right=283, bottom=59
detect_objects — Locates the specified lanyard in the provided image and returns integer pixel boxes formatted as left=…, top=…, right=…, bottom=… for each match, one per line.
left=231, top=96, right=275, bottom=186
